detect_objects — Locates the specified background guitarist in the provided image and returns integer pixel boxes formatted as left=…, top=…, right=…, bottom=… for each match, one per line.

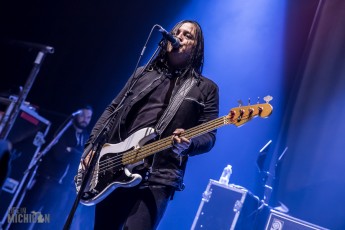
left=18, top=105, right=94, bottom=229
left=85, top=20, right=219, bottom=230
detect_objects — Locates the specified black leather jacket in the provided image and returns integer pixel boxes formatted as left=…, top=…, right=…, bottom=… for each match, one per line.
left=87, top=67, right=219, bottom=190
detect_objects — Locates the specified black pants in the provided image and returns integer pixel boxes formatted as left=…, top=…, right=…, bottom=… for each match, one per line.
left=94, top=185, right=174, bottom=230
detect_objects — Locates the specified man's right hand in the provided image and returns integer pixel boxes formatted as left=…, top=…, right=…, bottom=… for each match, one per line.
left=81, top=150, right=95, bottom=170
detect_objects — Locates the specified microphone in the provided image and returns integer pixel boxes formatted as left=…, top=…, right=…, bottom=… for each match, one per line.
left=157, top=25, right=180, bottom=49
left=8, top=40, right=55, bottom=54
left=72, top=110, right=83, bottom=117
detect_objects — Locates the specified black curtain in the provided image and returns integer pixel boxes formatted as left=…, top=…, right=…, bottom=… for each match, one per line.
left=276, top=0, right=345, bottom=229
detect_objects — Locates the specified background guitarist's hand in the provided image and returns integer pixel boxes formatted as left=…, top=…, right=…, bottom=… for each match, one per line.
left=172, top=128, right=191, bottom=156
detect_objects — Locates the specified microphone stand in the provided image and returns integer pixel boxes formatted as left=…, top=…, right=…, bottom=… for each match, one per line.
left=63, top=123, right=108, bottom=230
left=257, top=144, right=288, bottom=209
left=127, top=24, right=163, bottom=89
left=0, top=41, right=54, bottom=139
left=63, top=25, right=166, bottom=230
left=262, top=147, right=288, bottom=207
left=21, top=116, right=74, bottom=221
left=27, top=117, right=74, bottom=172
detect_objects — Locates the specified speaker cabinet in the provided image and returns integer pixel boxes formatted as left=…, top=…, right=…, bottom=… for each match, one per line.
left=265, top=209, right=329, bottom=230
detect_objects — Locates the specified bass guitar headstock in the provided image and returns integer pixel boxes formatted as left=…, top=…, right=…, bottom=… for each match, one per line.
left=226, top=95, right=273, bottom=127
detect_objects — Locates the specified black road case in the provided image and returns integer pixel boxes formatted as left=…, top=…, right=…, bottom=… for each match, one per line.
left=191, top=179, right=262, bottom=230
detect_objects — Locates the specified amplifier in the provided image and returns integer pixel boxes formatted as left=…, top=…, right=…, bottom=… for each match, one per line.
left=191, top=179, right=262, bottom=230
left=265, top=209, right=329, bottom=230
left=0, top=102, right=50, bottom=227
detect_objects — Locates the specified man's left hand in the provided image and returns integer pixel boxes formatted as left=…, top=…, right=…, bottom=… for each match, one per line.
left=171, top=128, right=191, bottom=155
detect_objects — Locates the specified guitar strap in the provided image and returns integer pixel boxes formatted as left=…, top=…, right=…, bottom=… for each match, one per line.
left=155, top=75, right=197, bottom=136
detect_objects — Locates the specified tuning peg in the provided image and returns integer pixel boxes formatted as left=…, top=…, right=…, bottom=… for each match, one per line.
left=239, top=109, right=244, bottom=116
left=257, top=97, right=260, bottom=104
left=258, top=106, right=263, bottom=115
left=248, top=98, right=251, bottom=105
left=248, top=108, right=254, bottom=116
left=230, top=110, right=236, bottom=119
left=237, top=99, right=243, bottom=107
left=264, top=95, right=273, bottom=103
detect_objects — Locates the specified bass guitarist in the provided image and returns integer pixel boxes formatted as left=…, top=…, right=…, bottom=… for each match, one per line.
left=82, top=20, right=219, bottom=230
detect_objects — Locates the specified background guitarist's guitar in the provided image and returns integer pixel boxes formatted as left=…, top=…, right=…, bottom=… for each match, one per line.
left=75, top=96, right=273, bottom=206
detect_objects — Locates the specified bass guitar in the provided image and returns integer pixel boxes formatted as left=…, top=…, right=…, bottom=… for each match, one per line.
left=75, top=96, right=273, bottom=206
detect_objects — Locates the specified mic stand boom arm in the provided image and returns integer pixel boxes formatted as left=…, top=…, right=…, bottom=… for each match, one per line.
left=26, top=118, right=73, bottom=172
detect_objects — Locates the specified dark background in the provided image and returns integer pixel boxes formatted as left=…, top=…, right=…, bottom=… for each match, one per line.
left=0, top=0, right=189, bottom=124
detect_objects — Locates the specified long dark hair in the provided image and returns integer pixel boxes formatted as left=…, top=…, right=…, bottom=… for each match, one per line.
left=151, top=20, right=205, bottom=75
